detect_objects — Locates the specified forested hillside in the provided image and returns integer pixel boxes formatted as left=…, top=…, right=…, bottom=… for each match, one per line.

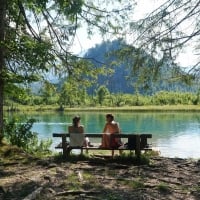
left=5, top=40, right=199, bottom=108
left=84, top=39, right=197, bottom=95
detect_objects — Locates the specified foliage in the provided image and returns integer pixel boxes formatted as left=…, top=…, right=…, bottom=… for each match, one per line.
left=151, top=91, right=197, bottom=105
left=108, top=93, right=125, bottom=107
left=96, top=85, right=110, bottom=105
left=127, top=0, right=200, bottom=80
left=1, top=1, right=200, bottom=144
left=39, top=81, right=58, bottom=105
left=4, top=84, right=29, bottom=104
left=5, top=86, right=200, bottom=108
left=0, top=0, right=134, bottom=141
left=3, top=117, right=52, bottom=155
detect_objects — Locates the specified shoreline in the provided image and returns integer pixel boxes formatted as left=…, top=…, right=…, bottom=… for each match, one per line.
left=3, top=104, right=200, bottom=113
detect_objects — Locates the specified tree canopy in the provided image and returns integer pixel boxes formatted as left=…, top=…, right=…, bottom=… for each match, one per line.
left=0, top=0, right=134, bottom=140
left=126, top=0, right=200, bottom=79
left=1, top=0, right=200, bottom=141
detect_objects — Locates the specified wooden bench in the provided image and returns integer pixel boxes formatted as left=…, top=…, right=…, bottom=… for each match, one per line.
left=52, top=133, right=152, bottom=158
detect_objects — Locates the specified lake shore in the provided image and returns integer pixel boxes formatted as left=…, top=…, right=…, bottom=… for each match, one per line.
left=1, top=144, right=200, bottom=200
left=4, top=104, right=200, bottom=112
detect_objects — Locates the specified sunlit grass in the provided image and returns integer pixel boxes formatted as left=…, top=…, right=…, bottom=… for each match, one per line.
left=120, top=178, right=145, bottom=189
left=66, top=173, right=82, bottom=190
left=4, top=104, right=200, bottom=113
left=52, top=150, right=151, bottom=166
left=157, top=182, right=171, bottom=193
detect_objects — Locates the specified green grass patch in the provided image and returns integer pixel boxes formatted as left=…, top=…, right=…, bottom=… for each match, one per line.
left=66, top=173, right=82, bottom=190
left=4, top=105, right=200, bottom=113
left=53, top=152, right=90, bottom=163
left=112, top=152, right=150, bottom=165
left=121, top=179, right=145, bottom=189
left=106, top=193, right=123, bottom=200
left=157, top=182, right=171, bottom=193
left=53, top=151, right=151, bottom=166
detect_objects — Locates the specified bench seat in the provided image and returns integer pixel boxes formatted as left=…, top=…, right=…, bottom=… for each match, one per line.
left=53, top=133, right=152, bottom=158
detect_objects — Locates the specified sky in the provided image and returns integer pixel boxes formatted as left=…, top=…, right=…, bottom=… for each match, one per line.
left=70, top=0, right=160, bottom=54
left=69, top=0, right=198, bottom=68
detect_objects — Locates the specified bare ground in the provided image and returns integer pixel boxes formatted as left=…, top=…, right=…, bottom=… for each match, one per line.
left=0, top=146, right=200, bottom=200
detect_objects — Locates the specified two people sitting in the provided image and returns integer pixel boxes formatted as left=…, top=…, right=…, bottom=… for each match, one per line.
left=68, top=114, right=122, bottom=149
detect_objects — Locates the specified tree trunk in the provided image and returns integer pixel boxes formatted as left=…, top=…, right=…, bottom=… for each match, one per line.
left=0, top=0, right=6, bottom=142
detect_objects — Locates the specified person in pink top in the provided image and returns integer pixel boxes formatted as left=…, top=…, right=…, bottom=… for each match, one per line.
left=100, top=114, right=122, bottom=156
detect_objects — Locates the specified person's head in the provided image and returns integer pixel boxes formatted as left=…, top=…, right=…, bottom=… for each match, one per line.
left=72, top=116, right=81, bottom=127
left=106, top=113, right=114, bottom=122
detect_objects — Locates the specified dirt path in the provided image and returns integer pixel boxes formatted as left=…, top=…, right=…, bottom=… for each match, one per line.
left=1, top=153, right=200, bottom=200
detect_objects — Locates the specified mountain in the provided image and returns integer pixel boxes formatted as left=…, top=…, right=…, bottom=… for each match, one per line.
left=84, top=40, right=135, bottom=94
left=84, top=39, right=197, bottom=95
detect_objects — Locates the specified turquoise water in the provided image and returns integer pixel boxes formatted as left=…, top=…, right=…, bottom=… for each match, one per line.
left=7, top=111, right=200, bottom=159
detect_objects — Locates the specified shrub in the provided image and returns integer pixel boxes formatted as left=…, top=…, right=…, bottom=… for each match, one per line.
left=3, top=117, right=52, bottom=155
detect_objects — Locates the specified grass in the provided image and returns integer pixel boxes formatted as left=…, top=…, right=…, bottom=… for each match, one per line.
left=0, top=141, right=26, bottom=160
left=0, top=140, right=155, bottom=166
left=121, top=179, right=145, bottom=189
left=67, top=173, right=82, bottom=190
left=4, top=104, right=200, bottom=113
left=157, top=182, right=171, bottom=193
left=0, top=140, right=54, bottom=165
left=52, top=150, right=153, bottom=166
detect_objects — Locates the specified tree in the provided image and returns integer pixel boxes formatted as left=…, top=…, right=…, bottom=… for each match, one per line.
left=59, top=80, right=77, bottom=107
left=40, top=81, right=57, bottom=105
left=97, top=85, right=109, bottom=105
left=0, top=0, right=6, bottom=141
left=126, top=0, right=200, bottom=82
left=0, top=0, right=134, bottom=141
left=5, top=84, right=32, bottom=105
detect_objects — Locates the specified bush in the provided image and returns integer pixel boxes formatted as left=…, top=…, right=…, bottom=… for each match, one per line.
left=3, top=117, right=52, bottom=155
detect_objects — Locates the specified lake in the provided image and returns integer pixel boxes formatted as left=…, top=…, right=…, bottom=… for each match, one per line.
left=7, top=111, right=200, bottom=159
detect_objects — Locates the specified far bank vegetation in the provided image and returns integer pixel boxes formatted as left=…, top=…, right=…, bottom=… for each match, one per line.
left=4, top=83, right=200, bottom=112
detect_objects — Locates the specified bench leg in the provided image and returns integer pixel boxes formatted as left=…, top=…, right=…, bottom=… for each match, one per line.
left=80, top=148, right=88, bottom=154
left=63, top=147, right=67, bottom=158
left=119, top=149, right=123, bottom=155
left=62, top=135, right=68, bottom=158
left=85, top=148, right=88, bottom=154
left=135, top=135, right=141, bottom=158
left=112, top=150, right=114, bottom=158
left=63, top=147, right=71, bottom=158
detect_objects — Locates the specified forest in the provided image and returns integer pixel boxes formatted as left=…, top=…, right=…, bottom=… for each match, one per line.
left=4, top=39, right=200, bottom=110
